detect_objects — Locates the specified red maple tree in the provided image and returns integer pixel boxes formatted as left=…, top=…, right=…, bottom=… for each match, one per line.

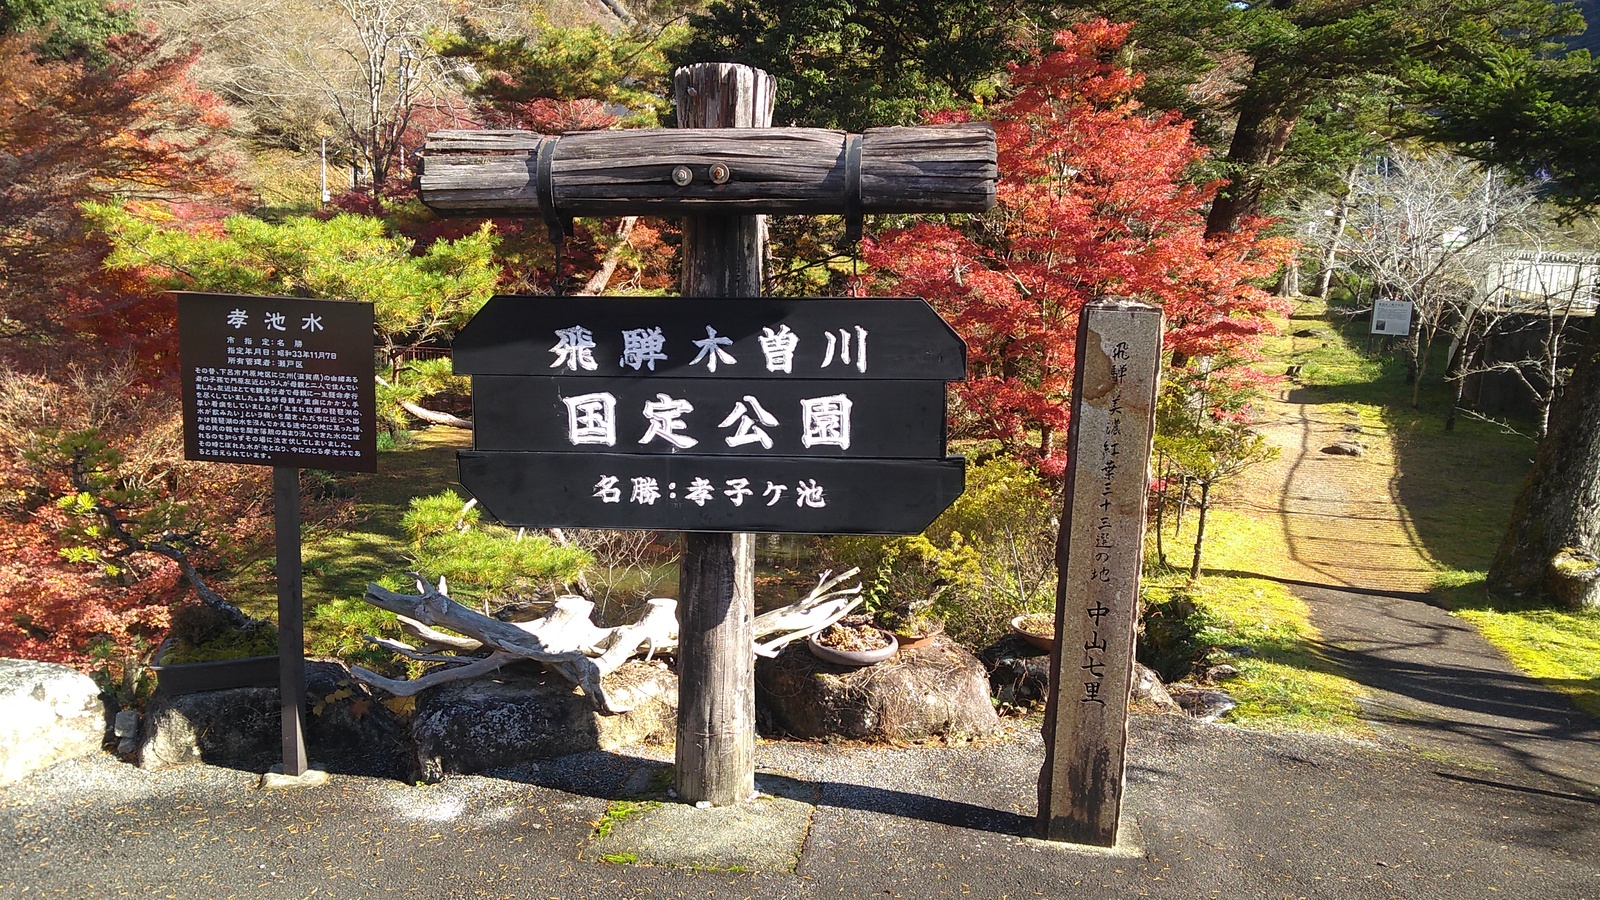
left=0, top=26, right=256, bottom=675
left=865, top=21, right=1293, bottom=475
left=1, top=27, right=243, bottom=365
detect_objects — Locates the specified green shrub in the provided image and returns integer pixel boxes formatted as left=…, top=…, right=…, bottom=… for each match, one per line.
left=399, top=491, right=592, bottom=605
left=306, top=596, right=408, bottom=672
left=1137, top=591, right=1217, bottom=682
left=826, top=457, right=1058, bottom=648
left=160, top=602, right=279, bottom=664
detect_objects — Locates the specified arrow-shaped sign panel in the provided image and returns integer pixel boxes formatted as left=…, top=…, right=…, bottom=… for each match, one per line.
left=459, top=452, right=965, bottom=535
left=471, top=376, right=947, bottom=458
left=453, top=296, right=966, bottom=381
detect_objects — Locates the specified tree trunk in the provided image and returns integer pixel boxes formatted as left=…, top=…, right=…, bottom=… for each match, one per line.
left=1488, top=320, right=1600, bottom=603
left=1205, top=72, right=1303, bottom=237
left=1189, top=481, right=1211, bottom=580
left=1411, top=324, right=1435, bottom=408
left=1154, top=457, right=1168, bottom=568
left=1277, top=260, right=1300, bottom=297
left=671, top=61, right=772, bottom=807
left=1312, top=164, right=1359, bottom=299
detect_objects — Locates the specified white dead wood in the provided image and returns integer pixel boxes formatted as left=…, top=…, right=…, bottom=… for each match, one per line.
left=577, top=216, right=640, bottom=296
left=351, top=568, right=865, bottom=709
left=750, top=568, right=865, bottom=658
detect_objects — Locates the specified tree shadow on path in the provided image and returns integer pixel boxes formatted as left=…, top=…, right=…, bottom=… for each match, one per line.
left=1219, top=570, right=1600, bottom=800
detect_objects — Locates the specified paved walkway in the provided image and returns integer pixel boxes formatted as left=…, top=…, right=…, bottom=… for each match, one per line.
left=5, top=362, right=1600, bottom=897
left=1253, top=389, right=1600, bottom=797
left=3, top=714, right=1597, bottom=899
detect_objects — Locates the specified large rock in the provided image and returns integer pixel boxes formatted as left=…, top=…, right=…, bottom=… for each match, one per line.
left=979, top=636, right=1182, bottom=713
left=0, top=659, right=107, bottom=786
left=139, top=660, right=405, bottom=776
left=410, top=660, right=676, bottom=783
left=979, top=634, right=1051, bottom=706
left=756, top=638, right=999, bottom=742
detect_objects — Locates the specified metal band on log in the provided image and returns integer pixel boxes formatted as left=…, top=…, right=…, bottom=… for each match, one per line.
left=417, top=124, right=997, bottom=217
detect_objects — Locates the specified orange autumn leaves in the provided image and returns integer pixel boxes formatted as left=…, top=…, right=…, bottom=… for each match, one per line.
left=868, top=22, right=1293, bottom=475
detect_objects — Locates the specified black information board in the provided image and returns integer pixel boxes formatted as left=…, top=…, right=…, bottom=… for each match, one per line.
left=456, top=295, right=966, bottom=535
left=453, top=296, right=965, bottom=380
left=459, top=452, right=965, bottom=534
left=177, top=292, right=377, bottom=473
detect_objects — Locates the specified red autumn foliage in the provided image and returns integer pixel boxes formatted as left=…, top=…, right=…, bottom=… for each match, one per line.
left=865, top=21, right=1294, bottom=475
left=0, top=26, right=244, bottom=371
left=0, top=368, right=273, bottom=671
left=0, top=25, right=257, bottom=674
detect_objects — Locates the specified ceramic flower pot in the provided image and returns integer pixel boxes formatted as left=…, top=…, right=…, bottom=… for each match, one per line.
left=806, top=630, right=899, bottom=667
left=1010, top=614, right=1056, bottom=652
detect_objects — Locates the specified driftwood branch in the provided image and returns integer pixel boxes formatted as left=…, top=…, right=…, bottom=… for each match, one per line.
left=578, top=216, right=639, bottom=296
left=396, top=615, right=483, bottom=652
left=359, top=576, right=625, bottom=713
left=352, top=569, right=864, bottom=708
left=751, top=567, right=864, bottom=658
left=398, top=399, right=472, bottom=429
left=351, top=651, right=521, bottom=698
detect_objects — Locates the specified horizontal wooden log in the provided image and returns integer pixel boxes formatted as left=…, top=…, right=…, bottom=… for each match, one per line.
left=418, top=123, right=996, bottom=218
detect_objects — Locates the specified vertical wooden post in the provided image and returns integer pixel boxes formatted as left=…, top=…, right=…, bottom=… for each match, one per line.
left=1039, top=298, right=1163, bottom=846
left=671, top=62, right=773, bottom=807
left=274, top=466, right=308, bottom=777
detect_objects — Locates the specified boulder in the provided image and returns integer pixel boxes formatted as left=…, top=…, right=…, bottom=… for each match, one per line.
left=0, top=659, right=107, bottom=786
left=410, top=660, right=676, bottom=784
left=139, top=660, right=405, bottom=776
left=1132, top=662, right=1182, bottom=713
left=756, top=638, right=999, bottom=742
left=980, top=634, right=1051, bottom=707
left=1169, top=685, right=1238, bottom=723
left=1204, top=663, right=1242, bottom=683
left=979, top=639, right=1182, bottom=714
left=1322, top=441, right=1364, bottom=457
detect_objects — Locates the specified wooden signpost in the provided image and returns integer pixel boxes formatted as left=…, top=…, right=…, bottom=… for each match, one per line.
left=176, top=291, right=377, bottom=778
left=419, top=62, right=995, bottom=806
left=1038, top=298, right=1163, bottom=846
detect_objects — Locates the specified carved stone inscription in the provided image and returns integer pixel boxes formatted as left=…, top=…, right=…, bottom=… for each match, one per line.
left=1039, top=298, right=1163, bottom=847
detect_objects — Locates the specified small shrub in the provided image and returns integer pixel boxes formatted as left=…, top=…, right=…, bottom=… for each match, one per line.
left=306, top=596, right=408, bottom=673
left=826, top=457, right=1058, bottom=648
left=376, top=429, right=413, bottom=452
left=158, top=601, right=278, bottom=664
left=1137, top=591, right=1216, bottom=682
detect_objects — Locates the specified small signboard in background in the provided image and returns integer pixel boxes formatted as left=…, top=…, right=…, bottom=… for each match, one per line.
left=1371, top=299, right=1414, bottom=336
left=177, top=292, right=376, bottom=473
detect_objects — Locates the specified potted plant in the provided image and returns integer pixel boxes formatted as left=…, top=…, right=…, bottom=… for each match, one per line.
left=807, top=614, right=898, bottom=666
left=870, top=587, right=945, bottom=650
left=1010, top=611, right=1056, bottom=651
left=149, top=601, right=279, bottom=695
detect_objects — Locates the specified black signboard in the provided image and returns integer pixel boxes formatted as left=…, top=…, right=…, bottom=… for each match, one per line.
left=471, top=376, right=947, bottom=458
left=459, top=452, right=965, bottom=534
left=453, top=296, right=965, bottom=380
left=455, top=295, right=965, bottom=534
left=177, top=292, right=377, bottom=473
